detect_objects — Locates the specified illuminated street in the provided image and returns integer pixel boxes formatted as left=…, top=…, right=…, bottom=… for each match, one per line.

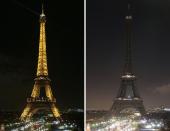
left=87, top=114, right=165, bottom=131
left=0, top=108, right=83, bottom=130
left=3, top=118, right=78, bottom=131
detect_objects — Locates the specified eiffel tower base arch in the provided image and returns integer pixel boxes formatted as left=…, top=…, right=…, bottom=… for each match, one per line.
left=20, top=99, right=60, bottom=121
left=110, top=99, right=145, bottom=116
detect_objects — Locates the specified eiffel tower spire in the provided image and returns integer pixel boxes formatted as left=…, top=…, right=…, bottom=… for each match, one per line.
left=37, top=4, right=48, bottom=77
left=123, top=3, right=133, bottom=76
left=41, top=3, right=44, bottom=15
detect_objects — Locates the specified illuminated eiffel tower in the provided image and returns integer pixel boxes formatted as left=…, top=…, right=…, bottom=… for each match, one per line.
left=20, top=5, right=60, bottom=120
left=110, top=4, right=145, bottom=116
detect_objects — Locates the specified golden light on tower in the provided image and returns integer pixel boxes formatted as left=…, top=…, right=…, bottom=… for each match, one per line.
left=37, top=12, right=48, bottom=76
left=20, top=4, right=60, bottom=120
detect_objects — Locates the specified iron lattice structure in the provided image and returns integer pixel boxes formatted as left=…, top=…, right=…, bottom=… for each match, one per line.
left=20, top=7, right=60, bottom=120
left=110, top=4, right=145, bottom=116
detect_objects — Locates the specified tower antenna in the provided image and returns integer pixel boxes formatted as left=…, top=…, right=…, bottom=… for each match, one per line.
left=42, top=3, right=44, bottom=15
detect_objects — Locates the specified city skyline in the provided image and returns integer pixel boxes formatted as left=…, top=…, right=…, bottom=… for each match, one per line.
left=87, top=0, right=170, bottom=110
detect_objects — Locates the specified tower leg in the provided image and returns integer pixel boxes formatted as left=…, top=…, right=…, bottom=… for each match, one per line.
left=31, top=84, right=40, bottom=98
left=51, top=103, right=60, bottom=118
left=45, top=85, right=53, bottom=100
left=20, top=104, right=32, bottom=121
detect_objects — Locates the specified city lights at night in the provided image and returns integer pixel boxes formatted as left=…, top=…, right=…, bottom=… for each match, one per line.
left=3, top=117, right=78, bottom=130
left=87, top=106, right=170, bottom=130
left=87, top=113, right=167, bottom=131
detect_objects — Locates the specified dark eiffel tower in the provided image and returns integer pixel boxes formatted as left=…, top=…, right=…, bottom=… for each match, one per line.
left=110, top=4, right=145, bottom=116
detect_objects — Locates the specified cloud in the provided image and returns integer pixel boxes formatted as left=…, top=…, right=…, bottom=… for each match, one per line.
left=154, top=84, right=170, bottom=95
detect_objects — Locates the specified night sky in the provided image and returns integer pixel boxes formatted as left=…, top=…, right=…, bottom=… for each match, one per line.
left=87, top=0, right=170, bottom=110
left=0, top=0, right=83, bottom=111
